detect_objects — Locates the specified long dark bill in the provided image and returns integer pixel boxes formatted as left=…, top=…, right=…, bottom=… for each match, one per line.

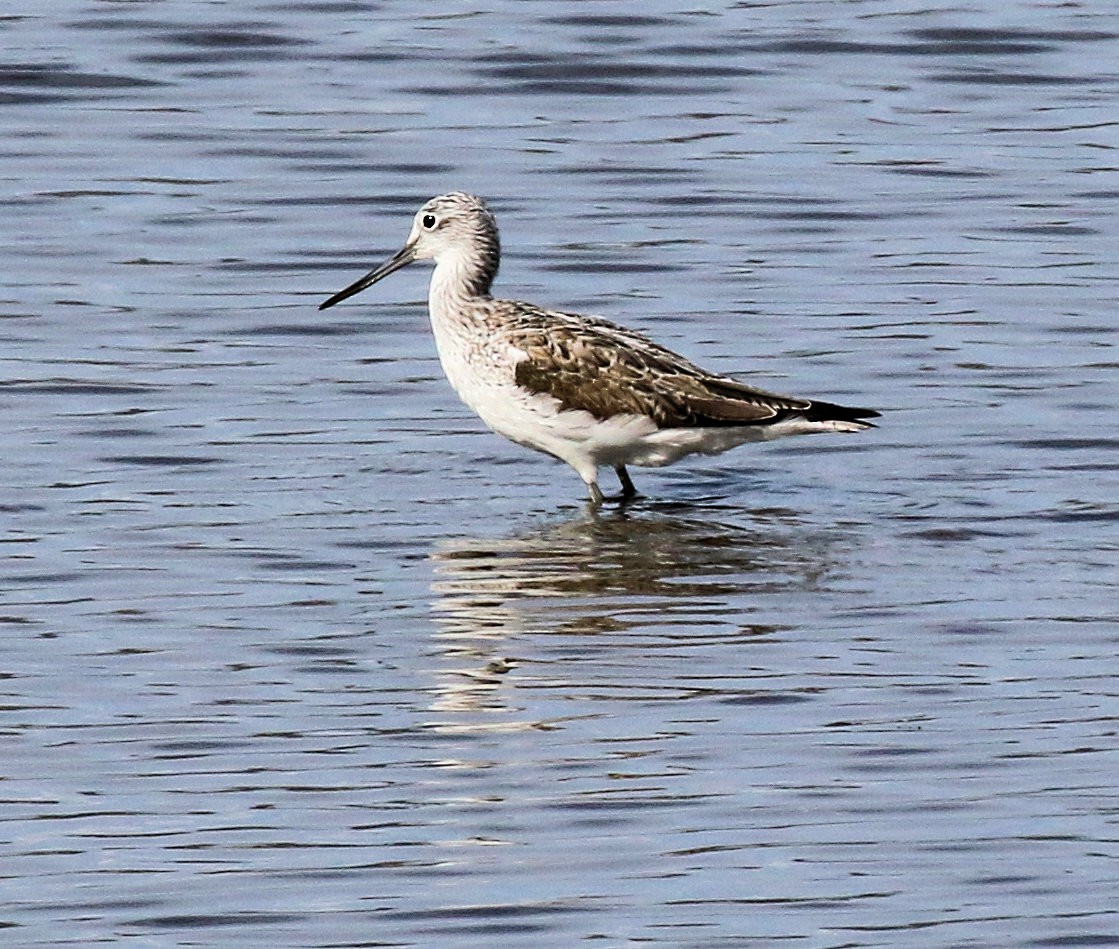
left=319, top=243, right=416, bottom=310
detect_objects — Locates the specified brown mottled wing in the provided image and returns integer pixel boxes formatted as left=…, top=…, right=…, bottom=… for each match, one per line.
left=503, top=305, right=809, bottom=429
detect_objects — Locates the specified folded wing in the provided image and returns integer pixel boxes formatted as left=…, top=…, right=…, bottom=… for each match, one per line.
left=504, top=305, right=877, bottom=430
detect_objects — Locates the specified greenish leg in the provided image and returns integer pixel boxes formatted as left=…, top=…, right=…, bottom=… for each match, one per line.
left=614, top=465, right=637, bottom=499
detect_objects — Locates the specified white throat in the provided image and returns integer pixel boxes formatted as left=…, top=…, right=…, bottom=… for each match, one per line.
left=427, top=249, right=488, bottom=331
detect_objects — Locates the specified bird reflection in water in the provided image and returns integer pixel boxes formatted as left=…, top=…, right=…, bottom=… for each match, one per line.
left=424, top=503, right=842, bottom=728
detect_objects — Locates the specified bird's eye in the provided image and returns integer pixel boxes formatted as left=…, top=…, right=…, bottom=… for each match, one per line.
left=422, top=213, right=437, bottom=229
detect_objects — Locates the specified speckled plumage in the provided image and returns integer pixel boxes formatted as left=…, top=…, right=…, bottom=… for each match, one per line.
left=320, top=192, right=879, bottom=503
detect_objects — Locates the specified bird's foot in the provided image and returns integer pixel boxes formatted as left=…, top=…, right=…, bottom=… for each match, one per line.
left=586, top=485, right=642, bottom=508
left=587, top=468, right=642, bottom=507
left=604, top=490, right=641, bottom=507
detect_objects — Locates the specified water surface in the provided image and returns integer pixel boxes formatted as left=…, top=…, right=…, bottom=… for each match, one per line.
left=2, top=2, right=1117, bottom=946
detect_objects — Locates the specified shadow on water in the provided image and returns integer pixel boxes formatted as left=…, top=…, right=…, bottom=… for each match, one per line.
left=425, top=503, right=847, bottom=719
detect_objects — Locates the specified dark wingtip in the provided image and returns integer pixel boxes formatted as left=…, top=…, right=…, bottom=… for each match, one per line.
left=805, top=400, right=882, bottom=424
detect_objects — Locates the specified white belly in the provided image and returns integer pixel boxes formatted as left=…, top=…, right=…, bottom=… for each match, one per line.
left=446, top=366, right=780, bottom=479
left=428, top=308, right=832, bottom=484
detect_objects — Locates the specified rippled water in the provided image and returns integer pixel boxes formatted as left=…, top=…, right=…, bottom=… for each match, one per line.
left=2, top=2, right=1117, bottom=946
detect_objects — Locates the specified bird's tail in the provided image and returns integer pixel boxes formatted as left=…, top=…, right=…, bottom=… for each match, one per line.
left=803, top=400, right=880, bottom=432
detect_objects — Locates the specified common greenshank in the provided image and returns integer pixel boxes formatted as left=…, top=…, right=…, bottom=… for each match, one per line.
left=320, top=192, right=879, bottom=504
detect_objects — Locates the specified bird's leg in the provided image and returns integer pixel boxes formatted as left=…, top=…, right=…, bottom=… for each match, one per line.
left=614, top=465, right=637, bottom=500
left=587, top=481, right=605, bottom=506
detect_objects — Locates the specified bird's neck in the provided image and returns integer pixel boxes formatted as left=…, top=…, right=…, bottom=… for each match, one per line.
left=428, top=248, right=496, bottom=328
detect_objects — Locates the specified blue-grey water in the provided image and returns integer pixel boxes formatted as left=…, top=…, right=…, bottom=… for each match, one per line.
left=2, top=2, right=1117, bottom=947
